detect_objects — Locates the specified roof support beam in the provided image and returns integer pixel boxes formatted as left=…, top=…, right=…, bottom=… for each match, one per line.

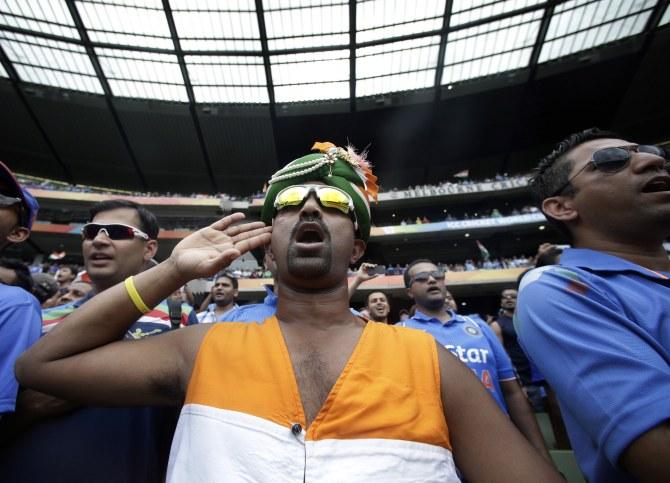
left=162, top=0, right=219, bottom=193
left=65, top=0, right=149, bottom=191
left=0, top=44, right=73, bottom=183
left=527, top=1, right=557, bottom=82
left=255, top=0, right=280, bottom=171
left=433, top=0, right=454, bottom=99
left=349, top=0, right=357, bottom=112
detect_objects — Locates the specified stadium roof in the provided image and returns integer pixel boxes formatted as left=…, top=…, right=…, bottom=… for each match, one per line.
left=1, top=0, right=670, bottom=195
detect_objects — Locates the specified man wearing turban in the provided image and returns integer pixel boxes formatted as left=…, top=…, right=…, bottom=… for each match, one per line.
left=16, top=144, right=560, bottom=482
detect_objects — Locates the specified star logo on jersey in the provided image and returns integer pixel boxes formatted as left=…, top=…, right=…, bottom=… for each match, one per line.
left=463, top=323, right=480, bottom=337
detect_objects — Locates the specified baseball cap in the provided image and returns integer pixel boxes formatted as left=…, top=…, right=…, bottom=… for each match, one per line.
left=0, top=161, right=39, bottom=229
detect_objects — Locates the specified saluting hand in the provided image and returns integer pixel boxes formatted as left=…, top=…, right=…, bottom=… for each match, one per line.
left=170, top=213, right=272, bottom=280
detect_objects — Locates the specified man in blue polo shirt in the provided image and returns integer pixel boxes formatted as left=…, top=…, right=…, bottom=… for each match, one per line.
left=401, top=258, right=551, bottom=462
left=515, top=127, right=670, bottom=482
left=0, top=161, right=40, bottom=432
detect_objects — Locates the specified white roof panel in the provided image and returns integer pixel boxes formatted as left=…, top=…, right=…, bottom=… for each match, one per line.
left=539, top=0, right=656, bottom=62
left=76, top=0, right=173, bottom=49
left=442, top=10, right=541, bottom=84
left=357, top=36, right=440, bottom=96
left=356, top=0, right=445, bottom=43
left=271, top=50, right=350, bottom=101
left=0, top=0, right=79, bottom=38
left=661, top=5, right=670, bottom=26
left=171, top=0, right=262, bottom=52
left=450, top=0, right=544, bottom=27
left=0, top=31, right=102, bottom=93
left=264, top=1, right=349, bottom=50
left=96, top=48, right=187, bottom=101
left=186, top=55, right=268, bottom=103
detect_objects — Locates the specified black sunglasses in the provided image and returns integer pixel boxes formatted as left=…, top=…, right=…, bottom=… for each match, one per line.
left=81, top=223, right=150, bottom=241
left=408, top=270, right=445, bottom=287
left=552, top=144, right=669, bottom=196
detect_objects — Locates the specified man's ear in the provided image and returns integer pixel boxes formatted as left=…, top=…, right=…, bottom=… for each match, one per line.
left=6, top=226, right=30, bottom=244
left=542, top=196, right=578, bottom=223
left=144, top=239, right=158, bottom=261
left=406, top=287, right=415, bottom=301
left=350, top=239, right=366, bottom=265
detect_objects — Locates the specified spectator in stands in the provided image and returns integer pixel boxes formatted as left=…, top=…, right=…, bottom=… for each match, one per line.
left=16, top=143, right=560, bottom=482
left=196, top=272, right=239, bottom=323
left=364, top=291, right=391, bottom=324
left=0, top=258, right=33, bottom=292
left=401, top=259, right=552, bottom=463
left=1, top=199, right=195, bottom=482
left=56, top=280, right=92, bottom=305
left=444, top=290, right=457, bottom=311
left=491, top=289, right=543, bottom=411
left=515, top=128, right=670, bottom=482
left=220, top=248, right=278, bottom=323
left=42, top=199, right=197, bottom=334
left=55, top=265, right=76, bottom=290
left=30, top=272, right=58, bottom=306
left=0, top=162, right=41, bottom=432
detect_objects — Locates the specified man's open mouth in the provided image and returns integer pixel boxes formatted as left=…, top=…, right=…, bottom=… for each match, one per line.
left=642, top=176, right=670, bottom=193
left=294, top=222, right=326, bottom=244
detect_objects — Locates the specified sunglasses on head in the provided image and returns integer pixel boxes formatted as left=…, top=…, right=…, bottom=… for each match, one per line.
left=274, top=184, right=358, bottom=228
left=408, top=270, right=445, bottom=287
left=81, top=223, right=150, bottom=241
left=552, top=144, right=669, bottom=196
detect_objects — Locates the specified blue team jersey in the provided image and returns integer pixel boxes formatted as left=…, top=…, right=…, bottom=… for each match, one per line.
left=515, top=248, right=670, bottom=483
left=221, top=285, right=277, bottom=322
left=401, top=310, right=516, bottom=412
left=0, top=285, right=41, bottom=415
left=222, top=286, right=362, bottom=322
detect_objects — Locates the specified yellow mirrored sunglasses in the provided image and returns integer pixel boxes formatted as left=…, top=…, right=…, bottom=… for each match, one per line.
left=274, top=184, right=357, bottom=227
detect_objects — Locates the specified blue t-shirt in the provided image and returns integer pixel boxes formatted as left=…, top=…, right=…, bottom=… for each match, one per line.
left=515, top=248, right=670, bottom=483
left=0, top=285, right=41, bottom=415
left=401, top=310, right=516, bottom=412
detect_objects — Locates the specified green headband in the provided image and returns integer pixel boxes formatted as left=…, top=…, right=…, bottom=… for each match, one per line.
left=261, top=142, right=378, bottom=241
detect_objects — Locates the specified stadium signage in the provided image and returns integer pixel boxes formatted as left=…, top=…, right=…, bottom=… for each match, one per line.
left=380, top=177, right=528, bottom=201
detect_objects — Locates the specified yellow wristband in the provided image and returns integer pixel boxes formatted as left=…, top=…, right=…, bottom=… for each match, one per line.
left=124, top=276, right=151, bottom=314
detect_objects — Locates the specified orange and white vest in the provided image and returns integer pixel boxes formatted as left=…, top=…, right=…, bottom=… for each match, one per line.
left=168, top=317, right=459, bottom=482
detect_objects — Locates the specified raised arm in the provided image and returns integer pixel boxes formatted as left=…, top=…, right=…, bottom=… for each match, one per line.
left=347, top=263, right=379, bottom=300
left=437, top=343, right=561, bottom=482
left=15, top=214, right=271, bottom=407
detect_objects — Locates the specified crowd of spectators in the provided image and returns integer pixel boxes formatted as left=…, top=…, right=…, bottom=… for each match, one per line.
left=18, top=172, right=529, bottom=204
left=395, top=205, right=540, bottom=226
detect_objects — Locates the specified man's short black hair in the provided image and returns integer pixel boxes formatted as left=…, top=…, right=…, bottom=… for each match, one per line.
left=403, top=258, right=435, bottom=288
left=529, top=127, right=618, bottom=240
left=215, top=271, right=238, bottom=290
left=0, top=258, right=32, bottom=292
left=365, top=290, right=389, bottom=307
left=89, top=200, right=160, bottom=240
left=58, top=264, right=77, bottom=276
